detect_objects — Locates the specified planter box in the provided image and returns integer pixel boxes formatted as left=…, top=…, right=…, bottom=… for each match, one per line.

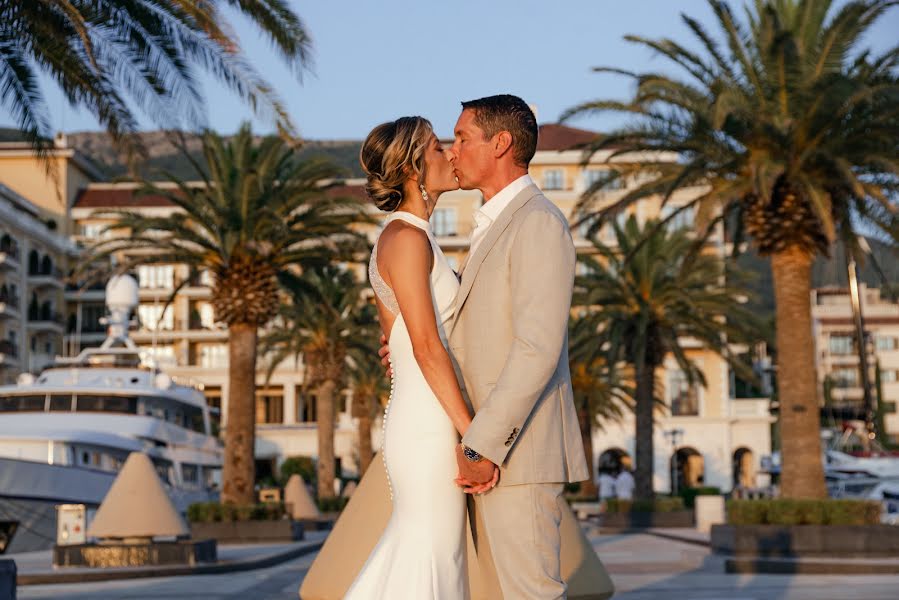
left=711, top=524, right=899, bottom=558
left=53, top=539, right=217, bottom=567
left=190, top=520, right=304, bottom=544
left=599, top=510, right=694, bottom=529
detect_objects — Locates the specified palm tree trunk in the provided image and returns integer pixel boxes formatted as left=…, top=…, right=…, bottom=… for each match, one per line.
left=771, top=247, right=827, bottom=499
left=577, top=396, right=598, bottom=498
left=358, top=411, right=374, bottom=475
left=634, top=359, right=656, bottom=500
left=222, top=322, right=258, bottom=505
left=316, top=379, right=337, bottom=500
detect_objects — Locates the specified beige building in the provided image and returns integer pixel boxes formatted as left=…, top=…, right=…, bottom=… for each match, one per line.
left=0, top=183, right=79, bottom=384
left=3, top=124, right=772, bottom=489
left=812, top=285, right=899, bottom=443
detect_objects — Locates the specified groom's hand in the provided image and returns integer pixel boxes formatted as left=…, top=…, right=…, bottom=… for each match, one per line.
left=455, top=466, right=499, bottom=495
left=454, top=444, right=497, bottom=492
left=378, top=334, right=392, bottom=378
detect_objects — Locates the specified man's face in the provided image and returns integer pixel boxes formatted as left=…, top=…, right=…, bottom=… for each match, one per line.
left=448, top=109, right=494, bottom=191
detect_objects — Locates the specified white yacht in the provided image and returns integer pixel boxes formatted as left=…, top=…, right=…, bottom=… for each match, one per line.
left=0, top=275, right=222, bottom=551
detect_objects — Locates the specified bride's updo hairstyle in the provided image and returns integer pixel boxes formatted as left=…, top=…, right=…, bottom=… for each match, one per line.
left=360, top=116, right=433, bottom=212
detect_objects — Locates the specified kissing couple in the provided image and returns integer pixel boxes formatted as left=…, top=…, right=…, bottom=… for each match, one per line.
left=347, top=94, right=589, bottom=599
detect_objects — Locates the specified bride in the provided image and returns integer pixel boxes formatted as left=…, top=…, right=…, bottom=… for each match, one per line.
left=345, top=116, right=497, bottom=598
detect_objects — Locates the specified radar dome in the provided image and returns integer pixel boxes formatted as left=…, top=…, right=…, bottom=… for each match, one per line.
left=106, top=275, right=139, bottom=311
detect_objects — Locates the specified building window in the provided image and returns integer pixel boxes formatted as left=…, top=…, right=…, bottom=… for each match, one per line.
left=881, top=369, right=898, bottom=383
left=297, top=386, right=317, bottom=422
left=79, top=222, right=108, bottom=239
left=137, top=265, right=175, bottom=289
left=431, top=208, right=457, bottom=236
left=829, top=334, right=854, bottom=355
left=667, top=370, right=700, bottom=416
left=137, top=304, right=173, bottom=331
left=256, top=387, right=284, bottom=424
left=660, top=204, right=695, bottom=231
left=198, top=344, right=228, bottom=368
left=543, top=169, right=564, bottom=190
left=141, top=344, right=176, bottom=366
left=583, top=169, right=622, bottom=191
left=832, top=368, right=859, bottom=388
left=876, top=336, right=898, bottom=351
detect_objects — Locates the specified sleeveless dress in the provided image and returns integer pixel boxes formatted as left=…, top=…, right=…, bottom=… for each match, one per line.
left=345, top=211, right=467, bottom=599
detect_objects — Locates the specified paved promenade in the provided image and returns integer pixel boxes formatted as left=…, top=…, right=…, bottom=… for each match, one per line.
left=14, top=530, right=899, bottom=599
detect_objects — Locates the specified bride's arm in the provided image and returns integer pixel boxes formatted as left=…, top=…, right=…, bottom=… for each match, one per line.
left=385, top=225, right=472, bottom=437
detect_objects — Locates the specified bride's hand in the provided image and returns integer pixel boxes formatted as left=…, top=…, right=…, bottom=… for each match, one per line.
left=455, top=466, right=499, bottom=495
left=378, top=334, right=392, bottom=377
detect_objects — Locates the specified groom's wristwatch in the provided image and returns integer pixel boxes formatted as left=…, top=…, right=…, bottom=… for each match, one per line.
left=460, top=443, right=483, bottom=462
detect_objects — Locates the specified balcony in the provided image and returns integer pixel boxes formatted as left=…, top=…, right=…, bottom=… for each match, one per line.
left=0, top=340, right=19, bottom=368
left=28, top=266, right=65, bottom=290
left=0, top=238, right=20, bottom=271
left=27, top=308, right=65, bottom=334
left=0, top=291, right=19, bottom=319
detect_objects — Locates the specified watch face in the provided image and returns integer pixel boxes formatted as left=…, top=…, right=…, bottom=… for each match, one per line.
left=464, top=446, right=481, bottom=461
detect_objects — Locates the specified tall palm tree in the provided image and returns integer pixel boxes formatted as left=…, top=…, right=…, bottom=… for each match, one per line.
left=569, top=315, right=633, bottom=498
left=347, top=318, right=390, bottom=476
left=0, top=0, right=311, bottom=161
left=564, top=0, right=898, bottom=499
left=263, top=266, right=373, bottom=500
left=573, top=217, right=759, bottom=499
left=80, top=124, right=367, bottom=504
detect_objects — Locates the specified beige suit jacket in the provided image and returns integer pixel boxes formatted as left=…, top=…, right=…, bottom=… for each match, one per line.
left=451, top=184, right=589, bottom=486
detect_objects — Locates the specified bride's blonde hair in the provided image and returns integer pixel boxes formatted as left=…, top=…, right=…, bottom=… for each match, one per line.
left=360, top=116, right=433, bottom=212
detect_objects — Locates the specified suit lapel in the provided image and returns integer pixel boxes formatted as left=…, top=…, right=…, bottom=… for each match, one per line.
left=451, top=186, right=539, bottom=329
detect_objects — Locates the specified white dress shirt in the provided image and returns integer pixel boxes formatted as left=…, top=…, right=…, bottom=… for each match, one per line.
left=468, top=174, right=535, bottom=258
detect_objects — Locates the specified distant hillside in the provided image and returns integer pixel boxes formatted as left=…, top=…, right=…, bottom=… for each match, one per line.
left=0, top=128, right=364, bottom=179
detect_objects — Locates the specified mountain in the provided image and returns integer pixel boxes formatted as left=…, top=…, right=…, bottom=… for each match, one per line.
left=0, top=128, right=364, bottom=179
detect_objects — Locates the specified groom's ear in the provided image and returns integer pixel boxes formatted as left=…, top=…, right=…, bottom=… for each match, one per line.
left=492, top=130, right=514, bottom=159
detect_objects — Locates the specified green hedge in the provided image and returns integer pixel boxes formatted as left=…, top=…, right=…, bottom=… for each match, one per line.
left=680, top=486, right=721, bottom=508
left=187, top=502, right=287, bottom=523
left=727, top=499, right=882, bottom=526
left=317, top=496, right=350, bottom=513
left=279, top=456, right=316, bottom=485
left=605, top=497, right=686, bottom=513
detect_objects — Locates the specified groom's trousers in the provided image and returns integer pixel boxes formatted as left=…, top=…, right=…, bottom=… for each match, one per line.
left=469, top=482, right=566, bottom=600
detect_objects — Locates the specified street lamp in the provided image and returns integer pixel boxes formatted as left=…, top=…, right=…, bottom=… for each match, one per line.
left=664, top=428, right=685, bottom=495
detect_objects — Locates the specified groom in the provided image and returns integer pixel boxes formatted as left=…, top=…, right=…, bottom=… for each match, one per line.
left=438, top=94, right=588, bottom=599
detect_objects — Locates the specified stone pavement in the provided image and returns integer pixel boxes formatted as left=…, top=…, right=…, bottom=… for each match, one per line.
left=13, top=530, right=899, bottom=599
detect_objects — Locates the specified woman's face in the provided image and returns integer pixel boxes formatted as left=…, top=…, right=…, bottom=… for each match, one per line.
left=421, top=133, right=459, bottom=195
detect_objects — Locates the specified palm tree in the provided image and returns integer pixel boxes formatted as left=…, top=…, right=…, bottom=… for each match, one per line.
left=573, top=216, right=759, bottom=499
left=1, top=0, right=311, bottom=161
left=569, top=315, right=633, bottom=498
left=263, top=266, right=373, bottom=500
left=347, top=319, right=390, bottom=476
left=80, top=124, right=367, bottom=504
left=564, top=0, right=898, bottom=499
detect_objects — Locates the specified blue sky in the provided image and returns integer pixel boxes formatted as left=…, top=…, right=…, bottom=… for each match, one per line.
left=3, top=1, right=897, bottom=140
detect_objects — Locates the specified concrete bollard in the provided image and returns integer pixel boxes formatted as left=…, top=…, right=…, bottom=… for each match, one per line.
left=0, top=559, right=15, bottom=600
left=695, top=495, right=726, bottom=533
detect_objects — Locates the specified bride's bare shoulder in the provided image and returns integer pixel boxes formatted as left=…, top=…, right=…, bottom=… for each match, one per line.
left=378, top=220, right=429, bottom=258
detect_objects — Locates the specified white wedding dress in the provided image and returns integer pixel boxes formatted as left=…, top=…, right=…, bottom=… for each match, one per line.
left=345, top=211, right=467, bottom=599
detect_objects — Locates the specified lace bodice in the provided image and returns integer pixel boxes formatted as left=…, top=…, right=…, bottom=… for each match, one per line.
left=369, top=211, right=444, bottom=315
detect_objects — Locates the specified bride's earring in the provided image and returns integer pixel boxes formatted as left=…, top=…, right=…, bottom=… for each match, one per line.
left=419, top=184, right=431, bottom=207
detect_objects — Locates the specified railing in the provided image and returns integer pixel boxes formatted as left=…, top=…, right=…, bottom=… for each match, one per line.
left=0, top=293, right=19, bottom=309
left=0, top=340, right=18, bottom=357
left=28, top=266, right=64, bottom=279
left=27, top=308, right=64, bottom=324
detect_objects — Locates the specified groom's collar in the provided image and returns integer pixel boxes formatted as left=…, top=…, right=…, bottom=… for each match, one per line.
left=478, top=174, right=535, bottom=223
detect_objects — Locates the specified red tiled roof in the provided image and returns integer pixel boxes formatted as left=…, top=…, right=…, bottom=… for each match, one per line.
left=74, top=187, right=174, bottom=208
left=536, top=123, right=599, bottom=152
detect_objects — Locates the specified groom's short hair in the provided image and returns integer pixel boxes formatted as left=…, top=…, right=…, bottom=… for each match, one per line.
left=461, top=94, right=538, bottom=167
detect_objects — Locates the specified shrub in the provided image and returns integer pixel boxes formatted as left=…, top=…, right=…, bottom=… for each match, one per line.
left=727, top=499, right=881, bottom=526
left=680, top=486, right=721, bottom=508
left=317, top=496, right=350, bottom=513
left=605, top=497, right=685, bottom=513
left=280, top=456, right=316, bottom=485
left=187, top=501, right=287, bottom=523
